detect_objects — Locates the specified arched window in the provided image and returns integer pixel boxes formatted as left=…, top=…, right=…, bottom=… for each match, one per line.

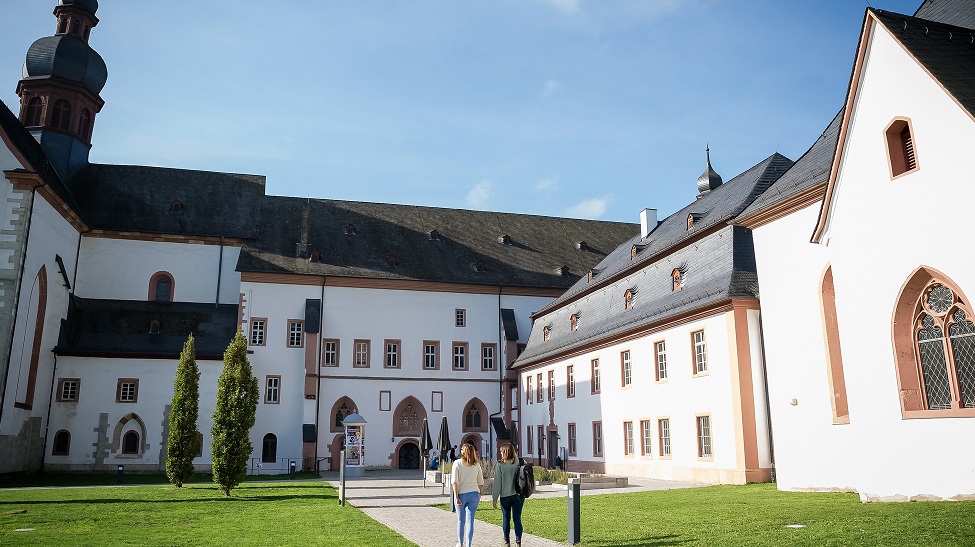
left=148, top=272, right=174, bottom=302
left=262, top=434, right=277, bottom=463
left=332, top=398, right=358, bottom=431
left=122, top=431, right=140, bottom=454
left=15, top=266, right=47, bottom=408
left=885, top=117, right=919, bottom=178
left=51, top=99, right=72, bottom=131
left=465, top=404, right=481, bottom=429
left=398, top=404, right=419, bottom=433
left=79, top=108, right=92, bottom=139
left=820, top=266, right=849, bottom=423
left=893, top=268, right=975, bottom=415
left=24, top=97, right=42, bottom=126
left=52, top=430, right=70, bottom=455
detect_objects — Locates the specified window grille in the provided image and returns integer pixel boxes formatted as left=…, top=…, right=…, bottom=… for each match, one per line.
left=624, top=421, right=634, bottom=455
left=659, top=419, right=671, bottom=457
left=399, top=404, right=419, bottom=432
left=697, top=416, right=712, bottom=458
left=641, top=420, right=652, bottom=456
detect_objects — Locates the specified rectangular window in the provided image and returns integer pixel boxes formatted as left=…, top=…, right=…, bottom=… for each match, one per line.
left=659, top=418, right=672, bottom=457
left=354, top=339, right=370, bottom=368
left=57, top=378, right=80, bottom=402
left=592, top=421, right=603, bottom=456
left=249, top=318, right=267, bottom=346
left=432, top=391, right=443, bottom=412
left=655, top=341, right=668, bottom=381
left=323, top=339, right=339, bottom=367
left=455, top=308, right=466, bottom=327
left=591, top=359, right=601, bottom=394
left=567, top=365, right=575, bottom=398
left=526, top=376, right=533, bottom=405
left=697, top=415, right=713, bottom=459
left=536, top=373, right=543, bottom=402
left=380, top=390, right=391, bottom=411
left=423, top=341, right=440, bottom=370
left=481, top=343, right=496, bottom=370
left=567, top=423, right=577, bottom=455
left=452, top=342, right=468, bottom=370
left=621, top=350, right=632, bottom=387
left=117, top=379, right=139, bottom=403
left=693, top=330, right=708, bottom=374
left=548, top=370, right=555, bottom=399
left=288, top=320, right=304, bottom=348
left=265, top=376, right=280, bottom=404
left=527, top=425, right=534, bottom=454
left=538, top=427, right=545, bottom=456
left=624, top=421, right=634, bottom=455
left=384, top=339, right=400, bottom=369
left=641, top=420, right=652, bottom=456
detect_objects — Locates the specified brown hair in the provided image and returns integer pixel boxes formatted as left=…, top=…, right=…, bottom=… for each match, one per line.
left=499, top=443, right=516, bottom=463
left=460, top=442, right=478, bottom=466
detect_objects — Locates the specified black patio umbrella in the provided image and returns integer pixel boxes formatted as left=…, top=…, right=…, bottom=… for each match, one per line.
left=436, top=415, right=451, bottom=458
left=419, top=418, right=434, bottom=455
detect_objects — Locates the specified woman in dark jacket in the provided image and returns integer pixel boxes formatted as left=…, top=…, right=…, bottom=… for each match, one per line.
left=492, top=444, right=523, bottom=547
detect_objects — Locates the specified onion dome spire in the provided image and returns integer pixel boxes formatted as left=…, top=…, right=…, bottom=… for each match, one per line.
left=696, top=145, right=723, bottom=196
left=16, top=0, right=107, bottom=179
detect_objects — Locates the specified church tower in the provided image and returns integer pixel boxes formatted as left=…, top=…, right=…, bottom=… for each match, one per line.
left=16, top=0, right=107, bottom=179
left=696, top=145, right=722, bottom=198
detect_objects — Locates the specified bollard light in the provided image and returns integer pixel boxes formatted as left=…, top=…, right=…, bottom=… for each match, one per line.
left=116, top=465, right=124, bottom=485
left=568, top=478, right=581, bottom=545
left=289, top=460, right=296, bottom=480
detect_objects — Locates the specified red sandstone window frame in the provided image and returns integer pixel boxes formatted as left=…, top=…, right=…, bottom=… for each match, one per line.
left=148, top=271, right=175, bottom=302
left=567, top=422, right=577, bottom=456
left=353, top=339, right=371, bottom=368
left=820, top=265, right=850, bottom=424
left=884, top=116, right=920, bottom=180
left=696, top=414, right=713, bottom=461
left=640, top=419, right=653, bottom=458
left=423, top=340, right=440, bottom=370
left=658, top=417, right=672, bottom=459
left=249, top=317, right=267, bottom=346
left=567, top=365, right=575, bottom=398
left=452, top=342, right=469, bottom=371
left=264, top=375, right=281, bottom=404
left=623, top=420, right=635, bottom=457
left=287, top=320, right=304, bottom=348
left=591, top=358, right=601, bottom=394
left=480, top=343, right=497, bottom=371
left=116, top=378, right=139, bottom=403
left=621, top=350, right=632, bottom=388
left=691, top=330, right=708, bottom=375
left=322, top=339, right=339, bottom=367
left=384, top=339, right=401, bottom=369
left=592, top=421, right=603, bottom=457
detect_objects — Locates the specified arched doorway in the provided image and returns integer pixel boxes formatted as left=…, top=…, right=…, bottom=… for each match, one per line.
left=328, top=434, right=345, bottom=472
left=398, top=441, right=420, bottom=470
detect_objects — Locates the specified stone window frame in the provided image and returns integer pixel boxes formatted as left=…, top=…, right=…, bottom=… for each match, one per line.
left=57, top=377, right=80, bottom=402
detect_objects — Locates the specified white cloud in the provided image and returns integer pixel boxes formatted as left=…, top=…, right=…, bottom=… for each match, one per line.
left=543, top=79, right=562, bottom=97
left=534, top=178, right=559, bottom=193
left=538, top=0, right=581, bottom=14
left=465, top=180, right=494, bottom=208
left=566, top=195, right=611, bottom=219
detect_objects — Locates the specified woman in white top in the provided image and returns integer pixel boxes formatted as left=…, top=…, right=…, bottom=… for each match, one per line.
left=452, top=443, right=484, bottom=547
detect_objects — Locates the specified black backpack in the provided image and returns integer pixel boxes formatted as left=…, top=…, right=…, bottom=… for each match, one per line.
left=514, top=458, right=535, bottom=498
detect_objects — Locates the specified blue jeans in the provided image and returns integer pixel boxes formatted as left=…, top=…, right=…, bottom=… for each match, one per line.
left=456, top=491, right=480, bottom=546
left=499, top=494, right=524, bottom=542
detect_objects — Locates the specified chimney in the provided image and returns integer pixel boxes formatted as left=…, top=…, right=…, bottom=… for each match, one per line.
left=640, top=208, right=657, bottom=239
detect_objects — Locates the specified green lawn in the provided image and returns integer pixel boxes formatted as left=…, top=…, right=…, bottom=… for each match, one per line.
left=0, top=481, right=413, bottom=546
left=0, top=471, right=320, bottom=489
left=466, top=484, right=975, bottom=546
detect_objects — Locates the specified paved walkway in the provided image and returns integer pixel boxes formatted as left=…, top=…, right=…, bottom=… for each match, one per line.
left=323, top=469, right=703, bottom=547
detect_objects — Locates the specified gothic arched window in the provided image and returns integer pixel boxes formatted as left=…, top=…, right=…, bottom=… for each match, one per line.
left=122, top=431, right=140, bottom=455
left=466, top=404, right=481, bottom=429
left=335, top=401, right=352, bottom=428
left=398, top=404, right=419, bottom=433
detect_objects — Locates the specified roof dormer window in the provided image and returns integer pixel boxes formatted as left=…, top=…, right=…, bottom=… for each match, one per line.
left=429, top=229, right=441, bottom=241
left=344, top=223, right=357, bottom=235
left=474, top=259, right=487, bottom=272
left=672, top=268, right=684, bottom=292
left=576, top=241, right=589, bottom=251
left=149, top=320, right=161, bottom=334
left=499, top=234, right=512, bottom=245
left=624, top=289, right=634, bottom=310
left=587, top=269, right=595, bottom=283
left=309, top=249, right=321, bottom=263
left=387, top=254, right=399, bottom=268
left=169, top=200, right=183, bottom=213
left=543, top=326, right=551, bottom=341
left=570, top=314, right=579, bottom=332
left=687, top=213, right=702, bottom=230
left=557, top=265, right=570, bottom=277
left=885, top=117, right=919, bottom=178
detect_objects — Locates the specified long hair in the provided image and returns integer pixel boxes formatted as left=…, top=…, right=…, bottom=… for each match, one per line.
left=460, top=442, right=478, bottom=466
left=499, top=443, right=516, bottom=464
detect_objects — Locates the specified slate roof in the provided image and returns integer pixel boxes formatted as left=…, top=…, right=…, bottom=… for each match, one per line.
left=67, top=163, right=266, bottom=239
left=512, top=153, right=792, bottom=368
left=535, top=153, right=793, bottom=316
left=871, top=9, right=975, bottom=119
left=237, top=196, right=638, bottom=290
left=0, top=99, right=80, bottom=213
left=55, top=296, right=238, bottom=359
left=737, top=110, right=842, bottom=222
left=915, top=0, right=975, bottom=30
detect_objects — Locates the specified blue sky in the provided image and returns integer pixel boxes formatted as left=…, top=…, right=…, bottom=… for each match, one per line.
left=1, top=0, right=923, bottom=222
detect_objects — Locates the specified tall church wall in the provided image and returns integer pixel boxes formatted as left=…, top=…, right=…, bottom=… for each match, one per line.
left=0, top=151, right=30, bottom=419
left=0, top=194, right=80, bottom=473
left=75, top=238, right=241, bottom=304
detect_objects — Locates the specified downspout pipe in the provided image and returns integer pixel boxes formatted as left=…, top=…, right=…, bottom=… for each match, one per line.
left=489, top=286, right=504, bottom=459
left=315, top=276, right=325, bottom=470
left=215, top=236, right=224, bottom=307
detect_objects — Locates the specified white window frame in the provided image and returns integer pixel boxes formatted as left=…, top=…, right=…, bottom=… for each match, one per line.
left=693, top=330, right=708, bottom=374
left=655, top=340, right=668, bottom=381
left=265, top=376, right=280, bottom=404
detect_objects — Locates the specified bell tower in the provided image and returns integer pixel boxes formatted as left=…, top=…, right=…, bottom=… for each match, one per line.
left=16, top=0, right=107, bottom=179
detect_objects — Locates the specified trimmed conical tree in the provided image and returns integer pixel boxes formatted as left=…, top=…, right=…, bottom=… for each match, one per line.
left=211, top=330, right=259, bottom=496
left=166, top=334, right=200, bottom=487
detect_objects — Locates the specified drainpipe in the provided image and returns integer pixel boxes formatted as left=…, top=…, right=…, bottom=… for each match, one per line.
left=489, top=286, right=503, bottom=459
left=215, top=236, right=225, bottom=307
left=315, top=276, right=325, bottom=471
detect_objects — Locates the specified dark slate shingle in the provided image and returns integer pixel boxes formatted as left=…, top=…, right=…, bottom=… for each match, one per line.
left=915, top=0, right=975, bottom=30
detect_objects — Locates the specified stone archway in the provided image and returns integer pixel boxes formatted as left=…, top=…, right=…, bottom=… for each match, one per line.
left=328, top=434, right=345, bottom=471
left=393, top=439, right=420, bottom=470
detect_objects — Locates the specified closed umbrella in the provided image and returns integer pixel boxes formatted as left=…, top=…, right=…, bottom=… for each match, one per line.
left=436, top=416, right=452, bottom=499
left=419, top=418, right=434, bottom=485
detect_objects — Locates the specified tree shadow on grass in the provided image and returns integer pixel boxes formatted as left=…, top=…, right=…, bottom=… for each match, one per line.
left=0, top=493, right=336, bottom=505
left=582, top=535, right=685, bottom=546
